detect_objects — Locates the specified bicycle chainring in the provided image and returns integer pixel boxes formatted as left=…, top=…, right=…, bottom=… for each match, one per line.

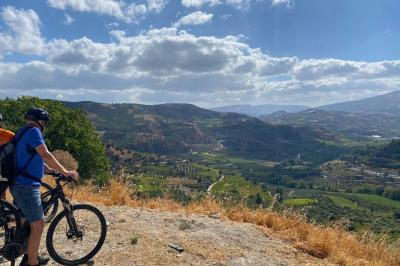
left=0, top=242, right=24, bottom=261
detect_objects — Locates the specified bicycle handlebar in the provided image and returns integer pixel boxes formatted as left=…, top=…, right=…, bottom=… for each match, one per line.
left=48, top=172, right=76, bottom=183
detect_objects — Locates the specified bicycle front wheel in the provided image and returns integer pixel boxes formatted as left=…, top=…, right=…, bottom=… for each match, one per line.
left=45, top=204, right=107, bottom=265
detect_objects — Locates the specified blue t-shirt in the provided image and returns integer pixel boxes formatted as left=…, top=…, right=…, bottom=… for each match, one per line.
left=15, top=126, right=45, bottom=187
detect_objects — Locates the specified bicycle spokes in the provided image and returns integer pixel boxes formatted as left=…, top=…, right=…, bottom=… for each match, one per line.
left=46, top=205, right=106, bottom=263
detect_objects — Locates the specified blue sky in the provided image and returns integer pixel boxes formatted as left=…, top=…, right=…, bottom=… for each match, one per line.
left=0, top=0, right=399, bottom=107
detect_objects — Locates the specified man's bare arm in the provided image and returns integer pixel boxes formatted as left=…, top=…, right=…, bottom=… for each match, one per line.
left=44, top=163, right=55, bottom=174
left=35, top=144, right=79, bottom=180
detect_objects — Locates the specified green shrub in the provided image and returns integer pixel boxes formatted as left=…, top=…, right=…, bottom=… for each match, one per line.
left=130, top=234, right=140, bottom=245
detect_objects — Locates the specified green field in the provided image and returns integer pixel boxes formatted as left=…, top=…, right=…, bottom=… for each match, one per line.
left=211, top=175, right=272, bottom=201
left=192, top=163, right=220, bottom=180
left=201, top=152, right=256, bottom=164
left=283, top=198, right=317, bottom=207
left=352, top=193, right=400, bottom=209
left=131, top=174, right=165, bottom=197
left=326, top=195, right=361, bottom=210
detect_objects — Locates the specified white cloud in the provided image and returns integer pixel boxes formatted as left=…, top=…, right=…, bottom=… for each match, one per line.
left=124, top=3, right=148, bottom=22
left=181, top=0, right=296, bottom=9
left=0, top=6, right=45, bottom=55
left=1, top=8, right=400, bottom=107
left=47, top=0, right=125, bottom=20
left=106, top=22, right=119, bottom=29
left=259, top=57, right=297, bottom=76
left=175, top=11, right=213, bottom=27
left=147, top=0, right=169, bottom=12
left=181, top=0, right=250, bottom=9
left=181, top=0, right=221, bottom=8
left=63, top=14, right=74, bottom=25
left=292, top=59, right=400, bottom=81
left=293, top=59, right=359, bottom=80
left=271, top=0, right=295, bottom=8
left=226, top=0, right=250, bottom=9
left=47, top=0, right=168, bottom=23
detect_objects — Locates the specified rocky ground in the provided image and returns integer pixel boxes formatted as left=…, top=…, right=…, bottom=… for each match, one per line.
left=6, top=205, right=333, bottom=265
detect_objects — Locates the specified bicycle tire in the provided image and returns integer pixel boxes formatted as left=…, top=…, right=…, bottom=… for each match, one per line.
left=46, top=204, right=107, bottom=265
left=40, top=182, right=58, bottom=223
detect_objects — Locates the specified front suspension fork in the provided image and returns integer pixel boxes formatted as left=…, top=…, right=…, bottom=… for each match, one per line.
left=62, top=199, right=82, bottom=239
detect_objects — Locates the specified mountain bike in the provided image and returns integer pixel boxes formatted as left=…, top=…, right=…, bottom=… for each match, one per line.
left=0, top=173, right=107, bottom=265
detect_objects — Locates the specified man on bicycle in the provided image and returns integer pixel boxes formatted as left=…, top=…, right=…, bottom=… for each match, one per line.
left=11, top=108, right=79, bottom=266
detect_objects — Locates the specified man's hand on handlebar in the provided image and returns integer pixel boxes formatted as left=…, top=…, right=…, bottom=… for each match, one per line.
left=61, top=170, right=79, bottom=182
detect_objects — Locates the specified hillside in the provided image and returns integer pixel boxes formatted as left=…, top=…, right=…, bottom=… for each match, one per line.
left=64, top=101, right=344, bottom=163
left=319, top=90, right=400, bottom=114
left=261, top=108, right=400, bottom=139
left=212, top=104, right=309, bottom=117
left=343, top=139, right=400, bottom=170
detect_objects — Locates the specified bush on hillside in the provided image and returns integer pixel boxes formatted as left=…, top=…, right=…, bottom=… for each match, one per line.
left=0, top=96, right=109, bottom=183
left=52, top=150, right=79, bottom=170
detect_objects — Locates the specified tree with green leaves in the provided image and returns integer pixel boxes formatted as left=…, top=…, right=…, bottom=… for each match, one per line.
left=0, top=96, right=110, bottom=184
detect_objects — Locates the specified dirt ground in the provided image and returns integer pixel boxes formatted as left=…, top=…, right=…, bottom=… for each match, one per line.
left=4, top=205, right=334, bottom=266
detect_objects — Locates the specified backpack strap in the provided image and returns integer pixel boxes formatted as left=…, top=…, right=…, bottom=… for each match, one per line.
left=12, top=126, right=33, bottom=145
left=14, top=126, right=42, bottom=183
left=16, top=153, right=39, bottom=180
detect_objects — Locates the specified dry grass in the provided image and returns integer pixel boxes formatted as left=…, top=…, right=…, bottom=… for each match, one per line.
left=45, top=176, right=400, bottom=266
left=223, top=206, right=400, bottom=266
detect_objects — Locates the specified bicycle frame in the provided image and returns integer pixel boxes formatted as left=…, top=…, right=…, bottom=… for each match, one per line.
left=41, top=181, right=65, bottom=215
left=41, top=179, right=82, bottom=239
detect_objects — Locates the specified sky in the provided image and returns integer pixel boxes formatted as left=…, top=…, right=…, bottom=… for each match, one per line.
left=0, top=0, right=399, bottom=108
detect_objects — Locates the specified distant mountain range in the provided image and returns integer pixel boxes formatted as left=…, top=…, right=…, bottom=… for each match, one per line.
left=318, top=90, right=400, bottom=114
left=213, top=90, right=400, bottom=117
left=261, top=109, right=400, bottom=139
left=212, top=104, right=309, bottom=117
left=261, top=90, right=400, bottom=139
left=64, top=101, right=343, bottom=163
left=62, top=90, right=400, bottom=161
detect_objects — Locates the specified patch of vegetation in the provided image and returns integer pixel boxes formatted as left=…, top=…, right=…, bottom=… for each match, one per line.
left=352, top=193, right=400, bottom=209
left=130, top=234, right=140, bottom=245
left=211, top=175, right=272, bottom=207
left=326, top=195, right=360, bottom=210
left=131, top=174, right=165, bottom=198
left=191, top=163, right=220, bottom=181
left=283, top=198, right=317, bottom=207
left=342, top=139, right=400, bottom=169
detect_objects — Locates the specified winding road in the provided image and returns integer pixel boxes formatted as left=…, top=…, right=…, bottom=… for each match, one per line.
left=207, top=174, right=224, bottom=195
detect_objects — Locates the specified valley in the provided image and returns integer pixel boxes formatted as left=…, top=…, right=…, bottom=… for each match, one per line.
left=60, top=92, right=400, bottom=239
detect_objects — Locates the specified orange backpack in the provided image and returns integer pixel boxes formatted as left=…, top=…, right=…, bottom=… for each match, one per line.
left=0, top=128, right=15, bottom=145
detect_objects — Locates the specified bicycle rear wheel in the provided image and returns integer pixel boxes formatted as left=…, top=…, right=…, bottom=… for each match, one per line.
left=46, top=204, right=107, bottom=265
